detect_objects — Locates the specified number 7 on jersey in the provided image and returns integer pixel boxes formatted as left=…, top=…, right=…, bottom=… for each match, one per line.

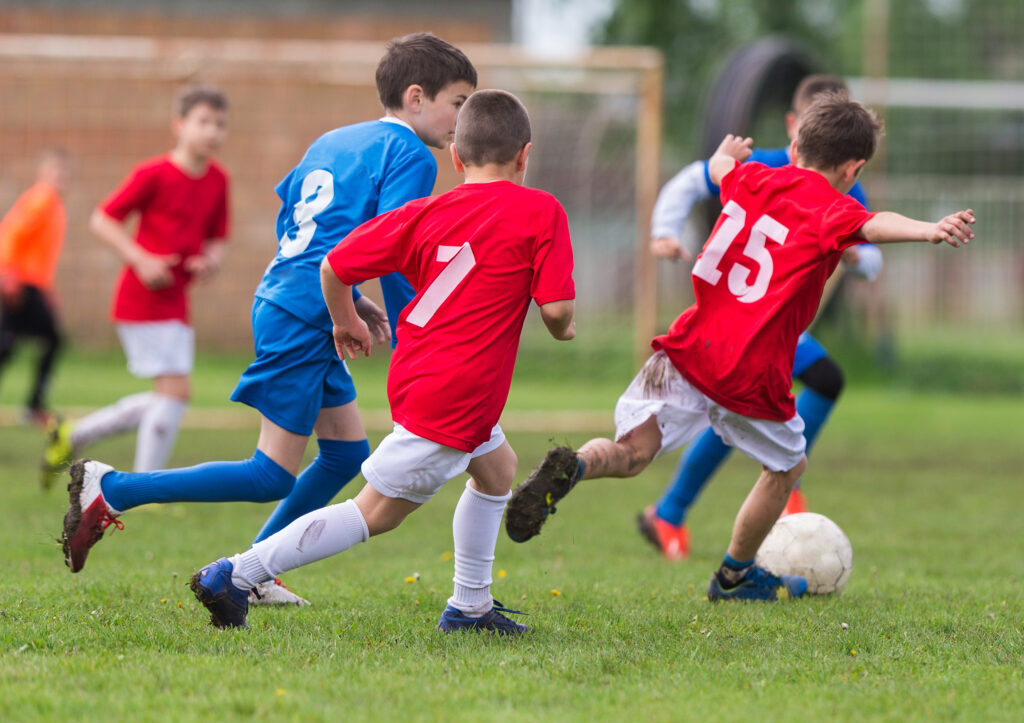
left=405, top=243, right=476, bottom=327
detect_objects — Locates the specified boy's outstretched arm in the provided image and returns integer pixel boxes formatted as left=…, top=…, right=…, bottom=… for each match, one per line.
left=858, top=209, right=976, bottom=248
left=320, top=257, right=372, bottom=359
left=707, top=134, right=754, bottom=187
left=540, top=299, right=575, bottom=341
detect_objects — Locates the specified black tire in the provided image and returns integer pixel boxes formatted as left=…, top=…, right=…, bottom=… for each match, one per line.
left=698, top=37, right=819, bottom=230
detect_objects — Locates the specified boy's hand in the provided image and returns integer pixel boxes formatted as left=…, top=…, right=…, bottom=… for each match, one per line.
left=183, top=252, right=220, bottom=280
left=650, top=236, right=692, bottom=262
left=132, top=250, right=180, bottom=289
left=929, top=209, right=976, bottom=247
left=0, top=274, right=23, bottom=308
left=354, top=295, right=392, bottom=345
left=715, top=134, right=754, bottom=162
left=333, top=320, right=373, bottom=359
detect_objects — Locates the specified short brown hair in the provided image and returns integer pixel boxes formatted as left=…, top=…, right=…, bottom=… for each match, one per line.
left=376, top=33, right=477, bottom=110
left=176, top=84, right=228, bottom=118
left=792, top=74, right=848, bottom=115
left=796, top=92, right=883, bottom=169
left=454, top=90, right=531, bottom=167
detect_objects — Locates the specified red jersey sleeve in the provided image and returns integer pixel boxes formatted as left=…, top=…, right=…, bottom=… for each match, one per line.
left=100, top=163, right=157, bottom=221
left=326, top=204, right=411, bottom=286
left=205, top=168, right=230, bottom=240
left=818, top=195, right=876, bottom=255
left=530, top=201, right=575, bottom=304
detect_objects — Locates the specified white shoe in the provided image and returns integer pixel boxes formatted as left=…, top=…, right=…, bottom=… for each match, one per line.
left=249, top=578, right=310, bottom=606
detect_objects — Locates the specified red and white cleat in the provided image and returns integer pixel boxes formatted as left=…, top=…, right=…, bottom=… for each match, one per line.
left=61, top=460, right=123, bottom=573
left=637, top=506, right=690, bottom=561
left=249, top=578, right=311, bottom=606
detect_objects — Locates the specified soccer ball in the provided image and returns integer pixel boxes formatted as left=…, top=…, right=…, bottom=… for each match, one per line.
left=755, top=512, right=853, bottom=595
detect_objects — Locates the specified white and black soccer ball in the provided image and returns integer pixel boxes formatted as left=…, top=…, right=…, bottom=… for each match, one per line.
left=756, top=512, right=853, bottom=595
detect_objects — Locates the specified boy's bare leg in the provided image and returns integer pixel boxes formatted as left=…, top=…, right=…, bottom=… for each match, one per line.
left=577, top=415, right=663, bottom=479
left=353, top=483, right=421, bottom=536
left=727, top=457, right=807, bottom=562
left=506, top=416, right=663, bottom=542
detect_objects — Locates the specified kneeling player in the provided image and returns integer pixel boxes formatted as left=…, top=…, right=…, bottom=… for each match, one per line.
left=506, top=93, right=975, bottom=601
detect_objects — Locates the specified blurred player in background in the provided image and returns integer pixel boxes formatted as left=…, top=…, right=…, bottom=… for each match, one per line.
left=60, top=35, right=478, bottom=608
left=0, top=148, right=72, bottom=431
left=190, top=89, right=576, bottom=633
left=506, top=94, right=974, bottom=602
left=638, top=75, right=884, bottom=560
left=42, top=85, right=229, bottom=483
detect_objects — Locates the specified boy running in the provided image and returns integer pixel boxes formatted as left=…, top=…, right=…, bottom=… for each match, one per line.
left=43, top=85, right=229, bottom=477
left=190, top=89, right=576, bottom=633
left=506, top=93, right=974, bottom=602
left=0, top=148, right=72, bottom=432
left=640, top=75, right=882, bottom=559
left=60, top=36, right=477, bottom=609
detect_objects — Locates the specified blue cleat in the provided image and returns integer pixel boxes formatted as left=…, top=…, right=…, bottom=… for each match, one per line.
left=707, top=564, right=807, bottom=602
left=437, top=600, right=530, bottom=635
left=190, top=558, right=250, bottom=629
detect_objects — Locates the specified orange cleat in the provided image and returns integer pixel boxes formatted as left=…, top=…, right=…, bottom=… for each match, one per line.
left=637, top=506, right=690, bottom=560
left=781, top=487, right=807, bottom=517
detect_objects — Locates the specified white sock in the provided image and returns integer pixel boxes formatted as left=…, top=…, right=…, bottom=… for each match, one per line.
left=132, top=394, right=187, bottom=472
left=447, top=481, right=510, bottom=617
left=70, top=392, right=154, bottom=451
left=230, top=498, right=369, bottom=590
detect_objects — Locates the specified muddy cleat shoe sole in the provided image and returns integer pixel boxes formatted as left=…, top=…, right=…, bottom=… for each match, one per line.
left=61, top=459, right=121, bottom=573
left=191, top=558, right=250, bottom=629
left=505, top=446, right=580, bottom=543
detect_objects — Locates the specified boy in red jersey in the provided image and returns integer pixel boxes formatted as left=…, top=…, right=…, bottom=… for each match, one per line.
left=0, top=148, right=72, bottom=430
left=506, top=93, right=975, bottom=602
left=42, top=85, right=229, bottom=480
left=190, top=89, right=575, bottom=632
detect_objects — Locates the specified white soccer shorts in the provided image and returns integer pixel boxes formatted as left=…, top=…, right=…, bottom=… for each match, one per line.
left=361, top=423, right=506, bottom=504
left=614, top=351, right=806, bottom=472
left=116, top=320, right=195, bottom=378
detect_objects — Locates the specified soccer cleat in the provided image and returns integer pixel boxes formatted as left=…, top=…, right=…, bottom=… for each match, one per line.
left=61, top=459, right=123, bottom=573
left=706, top=564, right=807, bottom=602
left=249, top=578, right=310, bottom=606
left=23, top=406, right=56, bottom=429
left=781, top=487, right=808, bottom=517
left=505, top=446, right=580, bottom=542
left=637, top=506, right=690, bottom=560
left=190, top=558, right=250, bottom=629
left=437, top=600, right=530, bottom=635
left=41, top=417, right=74, bottom=490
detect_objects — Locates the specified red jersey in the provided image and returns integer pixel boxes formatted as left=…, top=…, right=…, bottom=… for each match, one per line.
left=653, top=162, right=874, bottom=421
left=328, top=181, right=575, bottom=452
left=100, top=156, right=229, bottom=323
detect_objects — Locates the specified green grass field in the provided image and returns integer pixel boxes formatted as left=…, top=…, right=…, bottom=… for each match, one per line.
left=1, top=348, right=1022, bottom=721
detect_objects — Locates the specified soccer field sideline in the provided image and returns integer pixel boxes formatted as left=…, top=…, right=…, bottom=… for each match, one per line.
left=0, top=404, right=614, bottom=433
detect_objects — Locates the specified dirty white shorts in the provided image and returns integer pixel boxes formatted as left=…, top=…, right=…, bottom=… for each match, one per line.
left=361, top=423, right=506, bottom=504
left=613, top=351, right=806, bottom=472
left=116, top=320, right=195, bottom=378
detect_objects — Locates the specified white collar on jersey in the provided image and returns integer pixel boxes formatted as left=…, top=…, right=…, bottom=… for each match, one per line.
left=379, top=116, right=415, bottom=133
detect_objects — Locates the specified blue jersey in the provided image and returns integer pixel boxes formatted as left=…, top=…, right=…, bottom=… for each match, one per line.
left=703, top=146, right=869, bottom=210
left=256, top=119, right=436, bottom=335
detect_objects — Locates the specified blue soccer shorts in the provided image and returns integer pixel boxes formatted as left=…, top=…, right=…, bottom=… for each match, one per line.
left=231, top=298, right=356, bottom=436
left=792, top=331, right=828, bottom=378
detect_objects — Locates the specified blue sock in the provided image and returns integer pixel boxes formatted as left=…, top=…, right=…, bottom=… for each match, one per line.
left=793, top=388, right=835, bottom=491
left=655, top=429, right=733, bottom=526
left=252, top=438, right=370, bottom=544
left=100, top=450, right=295, bottom=512
left=723, top=552, right=754, bottom=570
